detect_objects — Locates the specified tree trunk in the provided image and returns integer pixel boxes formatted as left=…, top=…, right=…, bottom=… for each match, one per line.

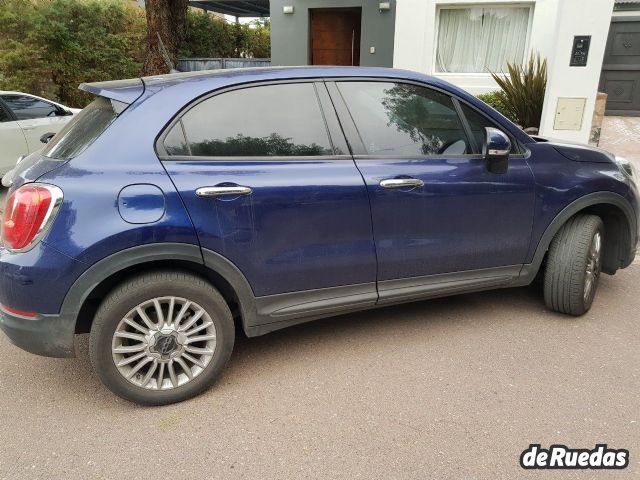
left=142, top=0, right=188, bottom=76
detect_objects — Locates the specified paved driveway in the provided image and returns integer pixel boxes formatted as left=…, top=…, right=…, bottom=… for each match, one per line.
left=600, top=116, right=640, bottom=163
left=0, top=267, right=639, bottom=479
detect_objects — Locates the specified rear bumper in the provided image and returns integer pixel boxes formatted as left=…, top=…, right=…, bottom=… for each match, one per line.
left=0, top=241, right=85, bottom=357
left=0, top=309, right=76, bottom=358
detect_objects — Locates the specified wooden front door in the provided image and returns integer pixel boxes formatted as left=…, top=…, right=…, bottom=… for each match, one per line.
left=310, top=8, right=361, bottom=66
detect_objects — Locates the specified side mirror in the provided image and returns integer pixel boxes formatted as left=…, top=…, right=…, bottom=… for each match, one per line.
left=485, top=127, right=511, bottom=174
left=40, top=132, right=56, bottom=144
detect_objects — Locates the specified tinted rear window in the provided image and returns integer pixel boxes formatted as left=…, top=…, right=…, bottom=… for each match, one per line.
left=43, top=96, right=118, bottom=159
left=170, top=83, right=334, bottom=157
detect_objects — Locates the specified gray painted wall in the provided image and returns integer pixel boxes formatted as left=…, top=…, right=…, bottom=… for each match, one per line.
left=270, top=0, right=396, bottom=67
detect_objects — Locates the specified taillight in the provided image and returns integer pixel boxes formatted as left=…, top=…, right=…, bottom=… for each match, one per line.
left=2, top=184, right=63, bottom=251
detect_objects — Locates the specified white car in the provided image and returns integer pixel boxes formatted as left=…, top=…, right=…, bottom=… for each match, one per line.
left=0, top=91, right=80, bottom=180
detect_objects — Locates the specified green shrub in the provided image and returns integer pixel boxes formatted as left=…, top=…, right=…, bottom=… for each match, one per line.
left=0, top=1, right=271, bottom=108
left=0, top=0, right=146, bottom=107
left=179, top=11, right=270, bottom=59
left=476, top=91, right=517, bottom=123
left=490, top=53, right=547, bottom=129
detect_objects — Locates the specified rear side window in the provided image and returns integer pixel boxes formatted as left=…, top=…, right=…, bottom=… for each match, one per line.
left=164, top=122, right=189, bottom=156
left=43, top=97, right=117, bottom=159
left=1, top=94, right=58, bottom=120
left=166, top=83, right=334, bottom=157
left=337, top=81, right=471, bottom=156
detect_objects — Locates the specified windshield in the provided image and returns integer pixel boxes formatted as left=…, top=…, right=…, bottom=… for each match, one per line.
left=43, top=96, right=119, bottom=159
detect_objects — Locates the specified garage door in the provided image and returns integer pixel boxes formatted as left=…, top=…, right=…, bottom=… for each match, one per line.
left=599, top=16, right=640, bottom=116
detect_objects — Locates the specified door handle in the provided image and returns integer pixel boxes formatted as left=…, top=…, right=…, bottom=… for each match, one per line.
left=379, top=178, right=424, bottom=189
left=196, top=186, right=252, bottom=198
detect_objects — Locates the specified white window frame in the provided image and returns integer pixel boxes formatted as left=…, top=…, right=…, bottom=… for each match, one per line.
left=433, top=2, right=535, bottom=76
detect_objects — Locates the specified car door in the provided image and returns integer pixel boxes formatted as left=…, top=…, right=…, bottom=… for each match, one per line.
left=0, top=100, right=28, bottom=176
left=328, top=80, right=536, bottom=302
left=0, top=94, right=70, bottom=152
left=158, top=81, right=378, bottom=320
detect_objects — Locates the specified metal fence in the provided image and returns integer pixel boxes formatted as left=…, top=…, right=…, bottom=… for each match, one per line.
left=177, top=58, right=271, bottom=71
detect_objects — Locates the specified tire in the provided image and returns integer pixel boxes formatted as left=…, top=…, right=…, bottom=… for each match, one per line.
left=89, top=270, right=235, bottom=405
left=543, top=214, right=605, bottom=316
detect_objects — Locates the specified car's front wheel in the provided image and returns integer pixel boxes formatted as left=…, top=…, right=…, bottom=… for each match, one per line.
left=89, top=271, right=235, bottom=405
left=543, top=214, right=605, bottom=316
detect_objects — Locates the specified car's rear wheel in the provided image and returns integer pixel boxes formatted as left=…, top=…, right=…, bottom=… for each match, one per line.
left=89, top=271, right=234, bottom=405
left=543, top=214, right=604, bottom=316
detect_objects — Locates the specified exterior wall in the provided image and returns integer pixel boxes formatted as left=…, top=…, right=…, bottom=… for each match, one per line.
left=393, top=0, right=562, bottom=95
left=393, top=0, right=614, bottom=143
left=538, top=0, right=615, bottom=142
left=270, top=0, right=396, bottom=67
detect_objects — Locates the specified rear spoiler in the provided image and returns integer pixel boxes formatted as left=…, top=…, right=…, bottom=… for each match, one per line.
left=79, top=77, right=146, bottom=105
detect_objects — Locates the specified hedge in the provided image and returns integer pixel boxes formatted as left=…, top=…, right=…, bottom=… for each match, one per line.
left=0, top=0, right=271, bottom=108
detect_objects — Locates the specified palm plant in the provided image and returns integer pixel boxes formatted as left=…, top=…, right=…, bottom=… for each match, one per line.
left=491, top=53, right=547, bottom=129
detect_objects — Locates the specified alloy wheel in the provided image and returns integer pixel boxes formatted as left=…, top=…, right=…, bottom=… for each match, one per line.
left=111, top=297, right=217, bottom=390
left=584, top=231, right=602, bottom=304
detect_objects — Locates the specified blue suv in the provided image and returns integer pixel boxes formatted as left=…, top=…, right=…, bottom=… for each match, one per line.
left=1, top=67, right=638, bottom=405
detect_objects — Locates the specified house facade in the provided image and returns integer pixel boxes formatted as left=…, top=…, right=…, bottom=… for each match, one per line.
left=192, top=0, right=637, bottom=142
left=269, top=0, right=632, bottom=142
left=270, top=1, right=616, bottom=92
left=270, top=0, right=397, bottom=68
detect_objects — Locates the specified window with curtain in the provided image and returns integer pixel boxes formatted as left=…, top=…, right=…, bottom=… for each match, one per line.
left=436, top=7, right=530, bottom=73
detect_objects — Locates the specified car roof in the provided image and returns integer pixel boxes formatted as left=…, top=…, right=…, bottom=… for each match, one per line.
left=80, top=66, right=533, bottom=146
left=142, top=66, right=466, bottom=95
left=1, top=90, right=48, bottom=96
left=80, top=66, right=472, bottom=105
left=142, top=66, right=429, bottom=87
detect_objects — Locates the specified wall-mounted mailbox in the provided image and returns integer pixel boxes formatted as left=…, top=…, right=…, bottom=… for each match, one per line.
left=570, top=36, right=591, bottom=67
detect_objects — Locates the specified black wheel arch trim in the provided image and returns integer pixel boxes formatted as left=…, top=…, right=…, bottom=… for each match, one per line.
left=519, top=191, right=637, bottom=283
left=60, top=243, right=261, bottom=336
left=61, top=243, right=205, bottom=318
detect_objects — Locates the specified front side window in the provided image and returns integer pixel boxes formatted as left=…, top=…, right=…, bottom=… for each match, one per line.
left=338, top=81, right=471, bottom=156
left=436, top=7, right=530, bottom=73
left=170, top=83, right=334, bottom=157
left=461, top=104, right=493, bottom=154
left=460, top=103, right=518, bottom=154
left=1, top=94, right=59, bottom=120
left=43, top=96, right=117, bottom=159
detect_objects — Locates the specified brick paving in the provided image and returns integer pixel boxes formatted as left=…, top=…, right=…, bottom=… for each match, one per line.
left=599, top=115, right=640, bottom=163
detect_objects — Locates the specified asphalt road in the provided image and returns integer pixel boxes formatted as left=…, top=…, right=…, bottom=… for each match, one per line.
left=0, top=247, right=638, bottom=478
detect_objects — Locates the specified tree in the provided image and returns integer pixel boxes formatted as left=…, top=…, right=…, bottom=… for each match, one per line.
left=142, top=0, right=188, bottom=76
